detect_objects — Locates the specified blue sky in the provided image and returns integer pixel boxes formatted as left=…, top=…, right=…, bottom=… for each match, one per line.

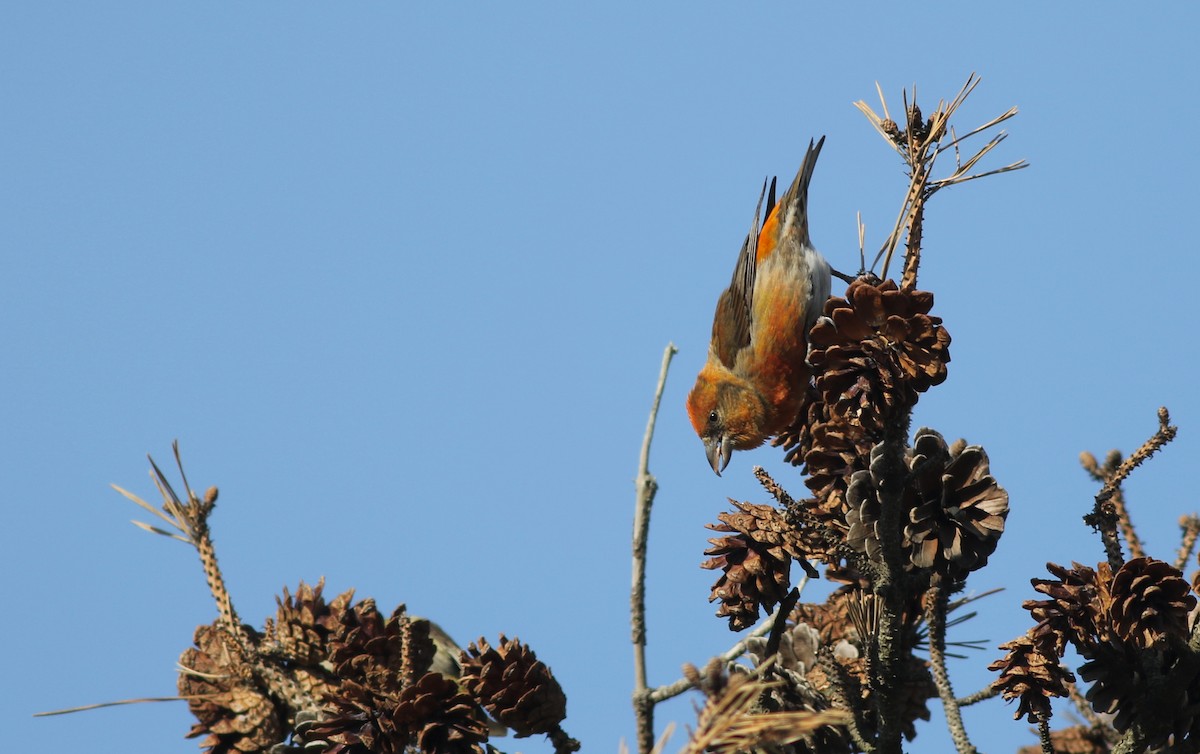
left=5, top=4, right=1199, bottom=753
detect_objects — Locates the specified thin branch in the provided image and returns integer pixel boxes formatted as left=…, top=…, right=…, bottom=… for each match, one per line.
left=764, top=587, right=802, bottom=658
left=1086, top=407, right=1177, bottom=569
left=925, top=577, right=977, bottom=754
left=1174, top=515, right=1200, bottom=572
left=1096, top=407, right=1177, bottom=504
left=1037, top=716, right=1053, bottom=754
left=631, top=343, right=678, bottom=754
left=1110, top=486, right=1146, bottom=562
left=955, top=684, right=1000, bottom=707
left=646, top=576, right=811, bottom=705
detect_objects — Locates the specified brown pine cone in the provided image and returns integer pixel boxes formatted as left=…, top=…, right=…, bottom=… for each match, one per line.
left=1107, top=557, right=1196, bottom=650
left=989, top=629, right=1075, bottom=723
left=266, top=579, right=353, bottom=667
left=1026, top=562, right=1105, bottom=656
left=304, top=674, right=489, bottom=754
left=774, top=388, right=872, bottom=518
left=327, top=600, right=435, bottom=696
left=702, top=499, right=815, bottom=631
left=1079, top=644, right=1142, bottom=733
left=753, top=467, right=845, bottom=567
left=178, top=623, right=284, bottom=754
left=845, top=468, right=883, bottom=564
left=904, top=430, right=1008, bottom=579
left=460, top=634, right=572, bottom=745
left=808, top=278, right=950, bottom=437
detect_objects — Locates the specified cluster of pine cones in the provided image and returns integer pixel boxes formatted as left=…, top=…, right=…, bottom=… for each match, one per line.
left=178, top=580, right=576, bottom=754
left=699, top=277, right=1009, bottom=751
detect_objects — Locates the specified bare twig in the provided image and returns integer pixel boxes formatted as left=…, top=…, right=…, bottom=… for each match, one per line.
left=1096, top=407, right=1177, bottom=505
left=955, top=684, right=1000, bottom=707
left=1079, top=451, right=1104, bottom=483
left=116, top=442, right=241, bottom=638
left=1174, top=515, right=1200, bottom=572
left=1110, top=486, right=1145, bottom=561
left=647, top=576, right=811, bottom=705
left=1085, top=407, right=1177, bottom=569
left=631, top=343, right=677, bottom=754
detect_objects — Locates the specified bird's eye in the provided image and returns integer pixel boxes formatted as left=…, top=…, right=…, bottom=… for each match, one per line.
left=708, top=410, right=719, bottom=424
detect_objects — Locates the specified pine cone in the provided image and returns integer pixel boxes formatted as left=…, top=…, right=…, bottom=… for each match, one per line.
left=904, top=430, right=1008, bottom=579
left=808, top=278, right=950, bottom=437
left=266, top=579, right=351, bottom=667
left=328, top=600, right=435, bottom=696
left=304, top=674, right=488, bottom=754
left=1026, top=561, right=1106, bottom=655
left=990, top=629, right=1075, bottom=723
left=460, top=635, right=573, bottom=745
left=178, top=623, right=284, bottom=754
left=702, top=500, right=814, bottom=631
left=772, top=383, right=821, bottom=466
left=405, top=674, right=491, bottom=754
left=746, top=621, right=822, bottom=676
left=1083, top=643, right=1199, bottom=747
left=784, top=395, right=874, bottom=516
left=845, top=468, right=883, bottom=563
left=1079, top=644, right=1141, bottom=733
left=1107, top=557, right=1196, bottom=650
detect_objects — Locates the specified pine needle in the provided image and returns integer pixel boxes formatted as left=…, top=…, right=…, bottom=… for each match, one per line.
left=35, top=696, right=190, bottom=716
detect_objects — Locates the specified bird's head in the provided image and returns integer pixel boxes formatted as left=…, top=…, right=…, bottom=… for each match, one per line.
left=686, top=370, right=769, bottom=476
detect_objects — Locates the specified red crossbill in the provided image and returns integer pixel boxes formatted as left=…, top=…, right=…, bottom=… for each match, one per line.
left=686, top=137, right=832, bottom=475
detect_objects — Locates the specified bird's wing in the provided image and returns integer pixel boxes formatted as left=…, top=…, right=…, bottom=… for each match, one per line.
left=712, top=178, right=769, bottom=368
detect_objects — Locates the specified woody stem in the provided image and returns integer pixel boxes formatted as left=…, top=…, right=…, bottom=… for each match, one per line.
left=631, top=343, right=677, bottom=754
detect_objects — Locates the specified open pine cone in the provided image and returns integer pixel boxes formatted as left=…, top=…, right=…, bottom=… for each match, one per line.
left=303, top=673, right=489, bottom=754
left=989, top=629, right=1074, bottom=724
left=702, top=499, right=816, bottom=631
left=1025, top=561, right=1103, bottom=656
left=460, top=634, right=573, bottom=747
left=178, top=623, right=284, bottom=754
left=808, top=278, right=950, bottom=437
left=903, top=429, right=1008, bottom=579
